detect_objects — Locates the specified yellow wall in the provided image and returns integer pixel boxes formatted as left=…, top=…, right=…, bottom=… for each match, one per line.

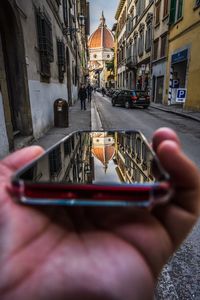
left=165, top=3, right=200, bottom=110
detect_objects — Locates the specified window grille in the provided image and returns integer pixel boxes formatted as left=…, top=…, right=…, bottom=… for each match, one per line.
left=57, top=39, right=66, bottom=82
left=36, top=8, right=54, bottom=78
left=49, top=146, right=62, bottom=176
left=64, top=140, right=71, bottom=156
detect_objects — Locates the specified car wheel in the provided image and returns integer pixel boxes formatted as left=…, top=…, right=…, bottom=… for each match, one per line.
left=143, top=106, right=149, bottom=109
left=125, top=101, right=130, bottom=109
left=112, top=99, right=115, bottom=106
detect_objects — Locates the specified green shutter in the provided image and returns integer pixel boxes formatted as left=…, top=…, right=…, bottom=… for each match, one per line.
left=169, top=0, right=176, bottom=24
left=177, top=0, right=183, bottom=20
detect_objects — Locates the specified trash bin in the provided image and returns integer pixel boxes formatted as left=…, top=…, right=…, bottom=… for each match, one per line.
left=54, top=99, right=68, bottom=127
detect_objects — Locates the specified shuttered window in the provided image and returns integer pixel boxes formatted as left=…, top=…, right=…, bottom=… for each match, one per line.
left=36, top=8, right=54, bottom=79
left=145, top=23, right=152, bottom=52
left=163, top=0, right=169, bottom=18
left=153, top=39, right=159, bottom=60
left=169, top=0, right=183, bottom=25
left=63, top=0, right=68, bottom=26
left=57, top=40, right=66, bottom=82
left=138, top=31, right=144, bottom=57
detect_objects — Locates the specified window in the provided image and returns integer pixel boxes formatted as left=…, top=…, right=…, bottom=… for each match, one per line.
left=155, top=1, right=161, bottom=25
left=63, top=0, right=69, bottom=26
left=36, top=8, right=54, bottom=79
left=153, top=39, right=159, bottom=60
left=169, top=0, right=183, bottom=24
left=57, top=39, right=65, bottom=82
left=133, top=37, right=138, bottom=65
left=138, top=31, right=144, bottom=57
left=145, top=23, right=152, bottom=52
left=163, top=0, right=169, bottom=18
left=160, top=34, right=167, bottom=57
left=136, top=0, right=145, bottom=17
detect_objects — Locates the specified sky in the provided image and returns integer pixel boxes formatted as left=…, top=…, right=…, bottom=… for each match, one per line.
left=89, top=0, right=118, bottom=34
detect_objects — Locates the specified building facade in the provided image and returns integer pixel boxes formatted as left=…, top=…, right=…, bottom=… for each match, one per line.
left=88, top=12, right=114, bottom=88
left=165, top=0, right=200, bottom=110
left=126, top=0, right=154, bottom=91
left=0, top=0, right=89, bottom=158
left=151, top=0, right=169, bottom=104
left=115, top=0, right=127, bottom=88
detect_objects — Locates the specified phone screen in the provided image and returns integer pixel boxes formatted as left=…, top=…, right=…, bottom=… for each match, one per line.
left=12, top=130, right=171, bottom=207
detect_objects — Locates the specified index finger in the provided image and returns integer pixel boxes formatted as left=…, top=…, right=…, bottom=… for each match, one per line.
left=1, top=146, right=44, bottom=172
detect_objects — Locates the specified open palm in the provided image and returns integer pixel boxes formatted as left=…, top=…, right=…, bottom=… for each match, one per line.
left=0, top=128, right=199, bottom=300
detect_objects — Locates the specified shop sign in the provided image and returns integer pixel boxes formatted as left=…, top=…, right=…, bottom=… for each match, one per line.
left=176, top=89, right=187, bottom=103
left=171, top=49, right=188, bottom=64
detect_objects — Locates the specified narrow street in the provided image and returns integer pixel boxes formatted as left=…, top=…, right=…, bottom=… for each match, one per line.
left=92, top=91, right=200, bottom=299
left=93, top=92, right=200, bottom=168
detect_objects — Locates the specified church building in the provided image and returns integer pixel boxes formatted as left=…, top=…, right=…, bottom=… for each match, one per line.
left=88, top=12, right=114, bottom=88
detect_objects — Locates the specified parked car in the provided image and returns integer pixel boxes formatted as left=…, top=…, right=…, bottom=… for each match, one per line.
left=111, top=89, right=150, bottom=109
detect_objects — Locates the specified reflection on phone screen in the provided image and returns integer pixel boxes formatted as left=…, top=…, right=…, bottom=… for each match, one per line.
left=13, top=131, right=170, bottom=207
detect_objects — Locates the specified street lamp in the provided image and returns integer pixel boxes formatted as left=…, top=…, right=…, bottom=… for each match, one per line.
left=63, top=15, right=85, bottom=35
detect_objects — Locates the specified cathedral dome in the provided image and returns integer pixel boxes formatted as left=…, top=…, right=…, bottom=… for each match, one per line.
left=88, top=12, right=114, bottom=49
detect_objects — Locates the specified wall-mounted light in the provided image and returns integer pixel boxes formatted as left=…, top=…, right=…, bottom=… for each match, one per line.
left=63, top=15, right=85, bottom=35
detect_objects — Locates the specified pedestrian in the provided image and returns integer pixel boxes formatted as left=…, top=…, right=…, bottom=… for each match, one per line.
left=102, top=87, right=105, bottom=96
left=0, top=128, right=199, bottom=300
left=87, top=83, right=93, bottom=102
left=78, top=84, right=87, bottom=110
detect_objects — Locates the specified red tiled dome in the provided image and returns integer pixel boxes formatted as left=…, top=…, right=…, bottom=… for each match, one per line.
left=88, top=13, right=114, bottom=49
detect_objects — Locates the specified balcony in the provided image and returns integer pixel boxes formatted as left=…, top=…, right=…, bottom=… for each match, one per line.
left=126, top=55, right=137, bottom=68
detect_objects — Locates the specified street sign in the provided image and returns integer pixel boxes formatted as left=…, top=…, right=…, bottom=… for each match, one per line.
left=176, top=88, right=187, bottom=103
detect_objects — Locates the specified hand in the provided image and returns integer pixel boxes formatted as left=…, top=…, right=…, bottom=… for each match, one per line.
left=0, top=128, right=199, bottom=300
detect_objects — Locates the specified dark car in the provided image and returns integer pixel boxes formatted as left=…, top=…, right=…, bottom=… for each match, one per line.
left=111, top=89, right=150, bottom=109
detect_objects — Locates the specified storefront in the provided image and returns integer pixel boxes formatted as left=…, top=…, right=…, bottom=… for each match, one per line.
left=152, top=58, right=167, bottom=104
left=169, top=48, right=189, bottom=104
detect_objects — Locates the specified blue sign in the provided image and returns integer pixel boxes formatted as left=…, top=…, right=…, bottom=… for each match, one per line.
left=172, top=49, right=188, bottom=64
left=176, top=89, right=187, bottom=103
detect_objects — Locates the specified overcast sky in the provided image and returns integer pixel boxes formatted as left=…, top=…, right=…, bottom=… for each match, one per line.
left=89, top=0, right=118, bottom=34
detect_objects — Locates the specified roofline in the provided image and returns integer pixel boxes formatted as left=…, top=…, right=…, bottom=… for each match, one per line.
left=115, top=0, right=126, bottom=20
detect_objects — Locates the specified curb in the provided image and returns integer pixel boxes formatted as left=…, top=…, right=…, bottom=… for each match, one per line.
left=91, top=99, right=103, bottom=130
left=151, top=104, right=200, bottom=123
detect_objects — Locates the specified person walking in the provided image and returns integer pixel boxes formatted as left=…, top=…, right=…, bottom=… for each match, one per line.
left=78, top=84, right=87, bottom=110
left=87, top=83, right=93, bottom=102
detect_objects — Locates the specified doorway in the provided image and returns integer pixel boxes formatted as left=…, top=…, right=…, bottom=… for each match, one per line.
left=0, top=1, right=33, bottom=149
left=155, top=76, right=164, bottom=103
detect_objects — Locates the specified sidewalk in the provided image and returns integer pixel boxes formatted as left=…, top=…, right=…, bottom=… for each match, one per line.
left=151, top=102, right=200, bottom=122
left=31, top=100, right=91, bottom=149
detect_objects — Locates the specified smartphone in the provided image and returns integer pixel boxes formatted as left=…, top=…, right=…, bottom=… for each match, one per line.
left=11, top=130, right=172, bottom=208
